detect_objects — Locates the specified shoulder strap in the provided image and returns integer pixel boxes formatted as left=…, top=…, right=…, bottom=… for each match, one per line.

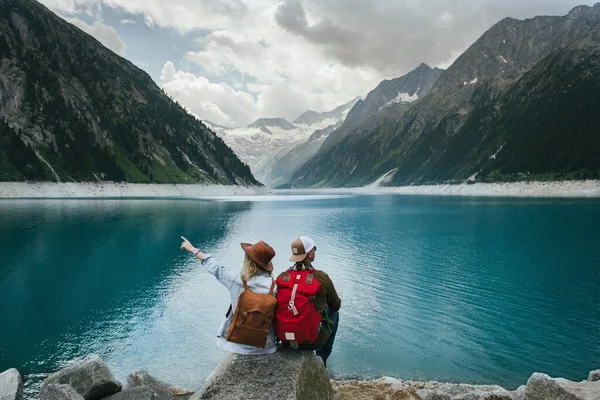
left=243, top=278, right=275, bottom=294
left=269, top=277, right=275, bottom=295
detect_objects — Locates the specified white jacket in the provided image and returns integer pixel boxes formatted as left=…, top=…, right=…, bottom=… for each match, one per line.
left=201, top=254, right=278, bottom=355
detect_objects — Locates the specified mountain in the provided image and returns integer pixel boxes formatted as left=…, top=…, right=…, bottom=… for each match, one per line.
left=293, top=97, right=360, bottom=126
left=0, top=0, right=258, bottom=185
left=248, top=118, right=295, bottom=134
left=213, top=98, right=359, bottom=186
left=319, top=63, right=443, bottom=151
left=288, top=4, right=600, bottom=187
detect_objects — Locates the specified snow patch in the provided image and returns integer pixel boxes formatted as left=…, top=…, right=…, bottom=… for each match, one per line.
left=392, top=91, right=419, bottom=103
left=490, top=143, right=505, bottom=160
left=380, top=87, right=420, bottom=110
left=499, top=55, right=508, bottom=64
left=35, top=150, right=60, bottom=182
left=470, top=77, right=478, bottom=84
left=368, top=169, right=398, bottom=188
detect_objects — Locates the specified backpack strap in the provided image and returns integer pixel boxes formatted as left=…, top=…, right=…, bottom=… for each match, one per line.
left=243, top=278, right=276, bottom=295
left=269, top=277, right=275, bottom=295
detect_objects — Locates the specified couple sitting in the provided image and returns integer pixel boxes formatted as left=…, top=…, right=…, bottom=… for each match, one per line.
left=180, top=236, right=341, bottom=367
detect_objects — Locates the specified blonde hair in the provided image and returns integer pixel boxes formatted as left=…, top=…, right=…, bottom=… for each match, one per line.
left=241, top=254, right=267, bottom=281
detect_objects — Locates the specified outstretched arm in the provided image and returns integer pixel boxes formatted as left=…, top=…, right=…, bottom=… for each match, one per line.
left=180, top=236, right=238, bottom=289
left=180, top=236, right=206, bottom=260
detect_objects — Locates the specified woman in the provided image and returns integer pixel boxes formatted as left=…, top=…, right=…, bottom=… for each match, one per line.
left=180, top=236, right=278, bottom=355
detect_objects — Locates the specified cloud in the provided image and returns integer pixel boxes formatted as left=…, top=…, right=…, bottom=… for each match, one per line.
left=120, top=19, right=137, bottom=24
left=67, top=18, right=127, bottom=56
left=40, top=0, right=101, bottom=16
left=274, top=0, right=598, bottom=75
left=101, top=0, right=250, bottom=33
left=39, top=0, right=599, bottom=125
left=160, top=61, right=259, bottom=127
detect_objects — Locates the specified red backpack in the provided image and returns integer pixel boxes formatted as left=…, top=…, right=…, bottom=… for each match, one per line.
left=274, top=268, right=322, bottom=344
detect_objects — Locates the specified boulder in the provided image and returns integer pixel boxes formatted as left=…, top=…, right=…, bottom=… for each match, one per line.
left=416, top=383, right=513, bottom=399
left=41, top=355, right=122, bottom=400
left=103, top=387, right=158, bottom=400
left=331, top=377, right=434, bottom=399
left=0, top=368, right=23, bottom=400
left=523, top=373, right=600, bottom=400
left=589, top=370, right=600, bottom=382
left=512, top=385, right=526, bottom=400
left=128, top=371, right=193, bottom=400
left=40, top=384, right=84, bottom=400
left=191, top=349, right=333, bottom=400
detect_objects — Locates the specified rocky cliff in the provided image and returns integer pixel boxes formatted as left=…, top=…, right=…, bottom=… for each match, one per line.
left=0, top=0, right=258, bottom=185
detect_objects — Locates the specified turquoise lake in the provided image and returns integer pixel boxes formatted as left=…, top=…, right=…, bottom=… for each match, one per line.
left=1, top=195, right=599, bottom=396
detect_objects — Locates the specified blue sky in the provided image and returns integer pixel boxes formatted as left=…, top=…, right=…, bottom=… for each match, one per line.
left=39, top=0, right=598, bottom=127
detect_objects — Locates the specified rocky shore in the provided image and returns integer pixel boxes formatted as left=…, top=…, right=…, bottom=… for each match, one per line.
left=2, top=180, right=600, bottom=199
left=1, top=354, right=598, bottom=400
left=0, top=182, right=269, bottom=198
left=280, top=180, right=600, bottom=198
left=332, top=372, right=600, bottom=400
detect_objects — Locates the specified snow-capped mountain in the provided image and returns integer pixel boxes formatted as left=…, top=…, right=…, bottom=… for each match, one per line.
left=207, top=97, right=359, bottom=186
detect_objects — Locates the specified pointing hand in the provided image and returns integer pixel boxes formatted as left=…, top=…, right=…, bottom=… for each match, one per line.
left=180, top=236, right=196, bottom=253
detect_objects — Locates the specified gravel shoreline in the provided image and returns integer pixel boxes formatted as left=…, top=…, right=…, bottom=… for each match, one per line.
left=0, top=182, right=269, bottom=198
left=1, top=180, right=599, bottom=198
left=279, top=180, right=600, bottom=198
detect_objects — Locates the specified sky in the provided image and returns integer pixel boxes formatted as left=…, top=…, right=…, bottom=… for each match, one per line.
left=38, top=0, right=598, bottom=127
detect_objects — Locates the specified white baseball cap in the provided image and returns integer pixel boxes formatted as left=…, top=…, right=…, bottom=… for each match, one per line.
left=289, top=236, right=316, bottom=262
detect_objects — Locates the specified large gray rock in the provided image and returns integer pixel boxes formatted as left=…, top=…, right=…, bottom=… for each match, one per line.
left=416, top=383, right=513, bottom=400
left=523, top=373, right=600, bottom=400
left=128, top=371, right=193, bottom=400
left=40, top=384, right=84, bottom=400
left=104, top=387, right=158, bottom=400
left=191, top=349, right=333, bottom=400
left=512, top=385, right=526, bottom=400
left=589, top=370, right=600, bottom=382
left=0, top=369, right=23, bottom=400
left=41, top=355, right=122, bottom=400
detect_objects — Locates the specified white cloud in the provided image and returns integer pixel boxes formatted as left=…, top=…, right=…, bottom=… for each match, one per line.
left=183, top=26, right=383, bottom=123
left=120, top=19, right=137, bottom=24
left=38, top=0, right=599, bottom=126
left=160, top=61, right=259, bottom=127
left=67, top=18, right=127, bottom=56
left=102, top=0, right=250, bottom=34
left=39, top=0, right=101, bottom=16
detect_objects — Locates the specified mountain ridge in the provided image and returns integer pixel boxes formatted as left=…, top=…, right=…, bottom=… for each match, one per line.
left=287, top=3, right=600, bottom=188
left=0, top=0, right=258, bottom=185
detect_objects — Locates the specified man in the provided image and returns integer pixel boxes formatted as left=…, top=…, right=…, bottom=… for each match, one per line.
left=277, top=236, right=341, bottom=367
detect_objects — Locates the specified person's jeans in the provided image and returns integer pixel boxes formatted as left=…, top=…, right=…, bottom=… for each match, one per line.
left=316, top=310, right=339, bottom=364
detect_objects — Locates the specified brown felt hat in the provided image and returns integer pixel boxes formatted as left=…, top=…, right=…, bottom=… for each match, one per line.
left=241, top=241, right=275, bottom=272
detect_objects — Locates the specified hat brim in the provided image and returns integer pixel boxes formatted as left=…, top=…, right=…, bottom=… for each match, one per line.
left=241, top=243, right=273, bottom=272
left=288, top=253, right=307, bottom=262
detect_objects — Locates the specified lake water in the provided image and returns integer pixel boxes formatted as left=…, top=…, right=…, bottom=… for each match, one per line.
left=1, top=195, right=599, bottom=396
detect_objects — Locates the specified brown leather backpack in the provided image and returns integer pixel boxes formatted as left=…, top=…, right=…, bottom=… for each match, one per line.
left=226, top=278, right=277, bottom=348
